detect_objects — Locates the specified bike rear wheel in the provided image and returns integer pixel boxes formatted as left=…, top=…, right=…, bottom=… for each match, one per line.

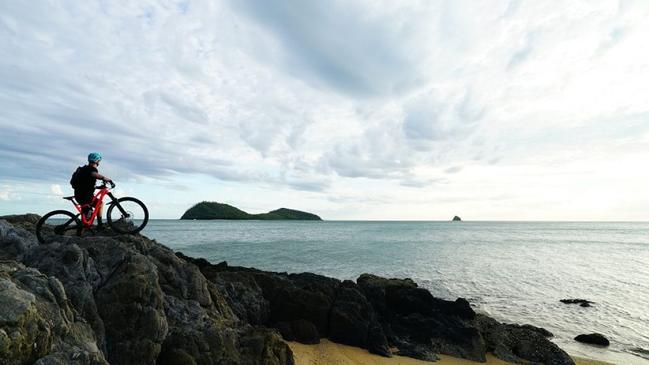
left=107, top=197, right=149, bottom=234
left=35, top=210, right=82, bottom=244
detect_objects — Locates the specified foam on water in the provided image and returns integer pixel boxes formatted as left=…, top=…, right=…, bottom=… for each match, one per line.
left=143, top=220, right=649, bottom=364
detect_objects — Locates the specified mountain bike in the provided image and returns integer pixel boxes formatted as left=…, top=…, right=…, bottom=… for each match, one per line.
left=35, top=182, right=149, bottom=243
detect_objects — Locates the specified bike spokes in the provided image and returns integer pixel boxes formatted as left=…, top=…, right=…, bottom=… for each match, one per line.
left=35, top=210, right=82, bottom=243
left=107, top=197, right=149, bottom=234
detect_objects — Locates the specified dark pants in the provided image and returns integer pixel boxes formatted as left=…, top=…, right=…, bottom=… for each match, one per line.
left=74, top=190, right=94, bottom=206
left=74, top=190, right=101, bottom=224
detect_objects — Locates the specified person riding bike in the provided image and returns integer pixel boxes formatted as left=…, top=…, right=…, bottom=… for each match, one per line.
left=73, top=152, right=113, bottom=229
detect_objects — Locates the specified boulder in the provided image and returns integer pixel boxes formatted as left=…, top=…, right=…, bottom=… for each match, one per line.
left=0, top=261, right=107, bottom=365
left=274, top=319, right=319, bottom=344
left=476, top=315, right=573, bottom=365
left=357, top=274, right=484, bottom=362
left=328, top=280, right=389, bottom=356
left=0, top=219, right=39, bottom=261
left=0, top=214, right=41, bottom=231
left=575, top=333, right=610, bottom=346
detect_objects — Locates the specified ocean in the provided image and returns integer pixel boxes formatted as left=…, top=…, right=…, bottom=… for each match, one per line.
left=142, top=220, right=649, bottom=365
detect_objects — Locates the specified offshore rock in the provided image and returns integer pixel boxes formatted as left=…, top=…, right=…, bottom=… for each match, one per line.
left=575, top=333, right=610, bottom=346
left=560, top=299, right=594, bottom=307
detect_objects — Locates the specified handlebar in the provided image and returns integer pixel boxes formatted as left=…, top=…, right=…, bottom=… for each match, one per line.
left=95, top=181, right=116, bottom=189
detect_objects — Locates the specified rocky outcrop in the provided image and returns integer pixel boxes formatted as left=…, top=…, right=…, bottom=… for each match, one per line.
left=1, top=214, right=575, bottom=365
left=560, top=299, right=594, bottom=307
left=476, top=315, right=571, bottom=364
left=182, top=256, right=575, bottom=365
left=452, top=216, right=462, bottom=221
left=0, top=261, right=107, bottom=365
left=575, top=333, right=610, bottom=346
left=0, top=215, right=292, bottom=365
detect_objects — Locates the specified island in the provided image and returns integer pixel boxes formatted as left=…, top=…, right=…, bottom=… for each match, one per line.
left=180, top=201, right=322, bottom=220
left=453, top=215, right=462, bottom=221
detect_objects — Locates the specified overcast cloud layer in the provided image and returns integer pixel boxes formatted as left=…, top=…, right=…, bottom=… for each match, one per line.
left=1, top=0, right=649, bottom=219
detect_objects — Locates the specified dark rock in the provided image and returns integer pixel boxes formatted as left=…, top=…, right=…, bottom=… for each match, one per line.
left=0, top=218, right=293, bottom=365
left=329, top=280, right=389, bottom=356
left=476, top=315, right=574, bottom=365
left=237, top=327, right=295, bottom=365
left=560, top=298, right=594, bottom=307
left=0, top=215, right=576, bottom=365
left=0, top=219, right=39, bottom=261
left=0, top=261, right=108, bottom=365
left=575, top=333, right=610, bottom=346
left=274, top=319, right=319, bottom=344
left=270, top=272, right=339, bottom=336
left=452, top=216, right=462, bottom=221
left=629, top=347, right=649, bottom=360
left=192, top=257, right=339, bottom=339
left=0, top=214, right=41, bottom=231
left=357, top=274, right=484, bottom=362
left=518, top=323, right=554, bottom=338
left=211, top=270, right=270, bottom=325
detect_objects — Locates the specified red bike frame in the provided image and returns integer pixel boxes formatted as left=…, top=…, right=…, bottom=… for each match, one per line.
left=71, top=186, right=110, bottom=227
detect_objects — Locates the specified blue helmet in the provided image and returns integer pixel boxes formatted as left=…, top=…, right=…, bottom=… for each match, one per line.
left=88, top=152, right=102, bottom=163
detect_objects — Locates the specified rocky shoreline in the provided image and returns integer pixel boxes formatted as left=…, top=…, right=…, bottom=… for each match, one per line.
left=0, top=214, right=575, bottom=365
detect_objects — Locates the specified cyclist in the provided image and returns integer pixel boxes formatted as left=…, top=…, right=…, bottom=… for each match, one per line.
left=73, top=152, right=113, bottom=228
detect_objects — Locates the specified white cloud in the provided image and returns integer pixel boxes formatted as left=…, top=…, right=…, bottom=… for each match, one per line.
left=50, top=184, right=64, bottom=196
left=1, top=0, right=649, bottom=219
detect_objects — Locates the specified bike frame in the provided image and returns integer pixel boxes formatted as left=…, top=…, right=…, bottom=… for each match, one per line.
left=71, top=186, right=117, bottom=227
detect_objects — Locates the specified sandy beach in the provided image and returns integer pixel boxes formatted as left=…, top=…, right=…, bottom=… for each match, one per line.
left=288, top=339, right=614, bottom=365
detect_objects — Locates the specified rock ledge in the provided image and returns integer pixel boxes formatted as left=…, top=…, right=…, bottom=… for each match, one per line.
left=1, top=215, right=574, bottom=365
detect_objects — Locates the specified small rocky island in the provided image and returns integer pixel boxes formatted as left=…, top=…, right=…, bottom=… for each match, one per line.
left=453, top=215, right=462, bottom=221
left=180, top=201, right=322, bottom=220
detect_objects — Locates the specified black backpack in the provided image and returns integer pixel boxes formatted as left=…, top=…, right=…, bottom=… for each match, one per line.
left=70, top=166, right=83, bottom=190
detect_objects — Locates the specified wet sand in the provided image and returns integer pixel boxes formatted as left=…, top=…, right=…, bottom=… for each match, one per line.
left=288, top=339, right=614, bottom=365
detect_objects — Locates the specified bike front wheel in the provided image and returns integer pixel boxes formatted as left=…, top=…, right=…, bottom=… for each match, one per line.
left=107, top=197, right=149, bottom=234
left=35, top=210, right=82, bottom=244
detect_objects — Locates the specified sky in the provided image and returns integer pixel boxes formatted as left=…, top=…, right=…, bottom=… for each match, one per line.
left=1, top=0, right=649, bottom=220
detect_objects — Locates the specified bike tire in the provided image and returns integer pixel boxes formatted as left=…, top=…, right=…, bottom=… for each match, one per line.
left=35, top=210, right=82, bottom=244
left=107, top=197, right=149, bottom=234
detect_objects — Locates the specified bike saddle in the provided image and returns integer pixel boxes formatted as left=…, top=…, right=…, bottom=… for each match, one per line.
left=62, top=196, right=75, bottom=201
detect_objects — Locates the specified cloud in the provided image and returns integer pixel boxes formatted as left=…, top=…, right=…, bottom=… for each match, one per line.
left=2, top=0, right=649, bottom=219
left=230, top=0, right=435, bottom=96
left=508, top=32, right=535, bottom=69
left=444, top=166, right=463, bottom=174
left=50, top=184, right=64, bottom=196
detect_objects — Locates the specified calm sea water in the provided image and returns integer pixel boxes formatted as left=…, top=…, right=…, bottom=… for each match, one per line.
left=141, top=220, right=649, bottom=364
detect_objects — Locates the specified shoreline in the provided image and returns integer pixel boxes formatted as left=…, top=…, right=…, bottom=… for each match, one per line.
left=287, top=339, right=615, bottom=365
